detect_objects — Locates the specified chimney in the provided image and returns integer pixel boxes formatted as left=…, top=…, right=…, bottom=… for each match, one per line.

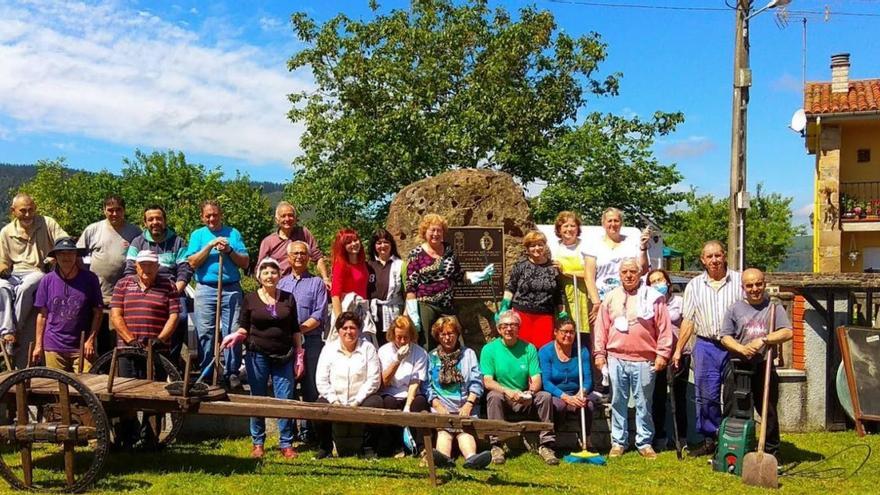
left=831, top=53, right=850, bottom=94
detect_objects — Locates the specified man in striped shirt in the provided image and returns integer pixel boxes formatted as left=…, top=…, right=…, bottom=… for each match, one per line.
left=673, top=241, right=744, bottom=457
left=110, top=249, right=179, bottom=449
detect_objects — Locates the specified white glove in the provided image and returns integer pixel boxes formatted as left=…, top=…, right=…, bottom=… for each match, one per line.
left=601, top=365, right=610, bottom=387
left=406, top=299, right=421, bottom=330
left=403, top=404, right=411, bottom=413
left=396, top=344, right=411, bottom=361
left=466, top=263, right=495, bottom=284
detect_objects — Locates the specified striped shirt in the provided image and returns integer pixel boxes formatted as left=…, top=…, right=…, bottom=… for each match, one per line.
left=682, top=270, right=744, bottom=340
left=110, top=275, right=180, bottom=345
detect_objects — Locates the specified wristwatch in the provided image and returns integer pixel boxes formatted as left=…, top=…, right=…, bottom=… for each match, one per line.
left=466, top=399, right=477, bottom=405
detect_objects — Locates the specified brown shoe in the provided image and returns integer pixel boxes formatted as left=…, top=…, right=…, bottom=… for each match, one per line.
left=638, top=445, right=658, bottom=460
left=490, top=445, right=506, bottom=465
left=251, top=445, right=265, bottom=459
left=280, top=447, right=298, bottom=459
left=609, top=444, right=625, bottom=458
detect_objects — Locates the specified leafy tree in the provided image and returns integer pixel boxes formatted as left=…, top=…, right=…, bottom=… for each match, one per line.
left=664, top=184, right=806, bottom=271
left=531, top=111, right=685, bottom=225
left=286, top=0, right=624, bottom=243
left=18, top=152, right=273, bottom=268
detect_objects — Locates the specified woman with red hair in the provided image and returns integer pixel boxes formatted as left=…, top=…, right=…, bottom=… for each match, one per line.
left=330, top=229, right=369, bottom=320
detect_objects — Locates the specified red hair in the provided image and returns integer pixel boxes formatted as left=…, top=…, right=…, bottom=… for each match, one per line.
left=332, top=228, right=366, bottom=265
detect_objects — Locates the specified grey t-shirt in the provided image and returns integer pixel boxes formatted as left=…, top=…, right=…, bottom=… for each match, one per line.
left=78, top=220, right=141, bottom=303
left=720, top=299, right=790, bottom=361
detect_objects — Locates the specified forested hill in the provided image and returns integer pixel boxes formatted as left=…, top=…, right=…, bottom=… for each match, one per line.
left=0, top=163, right=285, bottom=216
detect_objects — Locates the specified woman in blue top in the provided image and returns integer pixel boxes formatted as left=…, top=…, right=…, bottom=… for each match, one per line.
left=425, top=316, right=491, bottom=470
left=538, top=318, right=595, bottom=445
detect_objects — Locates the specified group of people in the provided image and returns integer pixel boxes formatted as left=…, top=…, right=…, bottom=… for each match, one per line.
left=0, top=193, right=791, bottom=467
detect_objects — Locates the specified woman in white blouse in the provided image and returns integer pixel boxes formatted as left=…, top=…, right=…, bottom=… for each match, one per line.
left=314, top=311, right=382, bottom=459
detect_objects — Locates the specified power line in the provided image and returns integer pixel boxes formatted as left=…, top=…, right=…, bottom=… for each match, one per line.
left=546, top=0, right=880, bottom=18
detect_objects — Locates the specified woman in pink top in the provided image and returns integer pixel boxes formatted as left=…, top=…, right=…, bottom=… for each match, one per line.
left=330, top=229, right=369, bottom=318
left=593, top=258, right=673, bottom=460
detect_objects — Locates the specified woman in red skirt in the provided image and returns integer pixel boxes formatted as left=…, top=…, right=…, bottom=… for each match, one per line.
left=496, top=231, right=562, bottom=349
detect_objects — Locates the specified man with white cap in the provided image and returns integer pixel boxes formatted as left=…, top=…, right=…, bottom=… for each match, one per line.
left=32, top=237, right=103, bottom=372
left=110, top=249, right=180, bottom=449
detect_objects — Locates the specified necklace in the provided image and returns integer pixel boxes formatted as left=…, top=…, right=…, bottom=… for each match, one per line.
left=259, top=288, right=278, bottom=318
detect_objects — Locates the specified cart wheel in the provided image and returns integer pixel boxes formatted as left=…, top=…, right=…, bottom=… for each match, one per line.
left=0, top=367, right=109, bottom=493
left=89, top=348, right=184, bottom=446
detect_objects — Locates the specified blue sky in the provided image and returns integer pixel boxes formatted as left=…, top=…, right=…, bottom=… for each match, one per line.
left=1, top=1, right=879, bottom=229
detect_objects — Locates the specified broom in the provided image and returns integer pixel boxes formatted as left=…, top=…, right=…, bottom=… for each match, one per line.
left=563, top=273, right=605, bottom=466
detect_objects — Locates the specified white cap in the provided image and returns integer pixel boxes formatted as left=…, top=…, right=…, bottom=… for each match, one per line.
left=135, top=250, right=159, bottom=263
left=256, top=257, right=281, bottom=271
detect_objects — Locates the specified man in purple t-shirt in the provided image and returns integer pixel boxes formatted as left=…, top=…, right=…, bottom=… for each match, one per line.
left=32, top=237, right=103, bottom=372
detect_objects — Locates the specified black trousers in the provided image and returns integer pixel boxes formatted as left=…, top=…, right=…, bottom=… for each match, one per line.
left=747, top=359, right=780, bottom=455
left=652, top=354, right=690, bottom=442
left=117, top=351, right=169, bottom=448
left=314, top=394, right=384, bottom=453
left=379, top=394, right=428, bottom=454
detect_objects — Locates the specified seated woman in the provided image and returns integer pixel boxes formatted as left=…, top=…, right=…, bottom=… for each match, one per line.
left=314, top=311, right=383, bottom=459
left=222, top=258, right=301, bottom=459
left=425, top=316, right=492, bottom=469
left=538, top=318, right=596, bottom=454
left=377, top=315, right=429, bottom=456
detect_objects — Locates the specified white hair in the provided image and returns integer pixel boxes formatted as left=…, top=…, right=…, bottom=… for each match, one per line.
left=498, top=310, right=521, bottom=325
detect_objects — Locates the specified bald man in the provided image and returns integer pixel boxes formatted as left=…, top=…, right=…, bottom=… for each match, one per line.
left=720, top=268, right=792, bottom=460
left=0, top=193, right=69, bottom=368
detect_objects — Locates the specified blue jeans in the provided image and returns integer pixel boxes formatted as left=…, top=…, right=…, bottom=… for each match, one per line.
left=609, top=357, right=656, bottom=449
left=194, top=282, right=242, bottom=380
left=246, top=351, right=295, bottom=448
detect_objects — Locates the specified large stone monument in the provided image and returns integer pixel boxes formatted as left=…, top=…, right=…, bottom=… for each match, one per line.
left=386, top=169, right=536, bottom=350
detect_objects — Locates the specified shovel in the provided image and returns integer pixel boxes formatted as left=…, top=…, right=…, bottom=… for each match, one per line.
left=741, top=343, right=778, bottom=488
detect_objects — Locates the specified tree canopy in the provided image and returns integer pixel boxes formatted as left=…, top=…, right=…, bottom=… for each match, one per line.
left=286, top=0, right=683, bottom=243
left=663, top=184, right=806, bottom=272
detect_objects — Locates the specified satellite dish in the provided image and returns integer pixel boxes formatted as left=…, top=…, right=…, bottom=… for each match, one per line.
left=790, top=108, right=807, bottom=133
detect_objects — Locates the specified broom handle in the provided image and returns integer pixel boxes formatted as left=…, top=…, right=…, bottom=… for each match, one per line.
left=756, top=304, right=775, bottom=455
left=571, top=274, right=588, bottom=451
left=212, top=252, right=224, bottom=386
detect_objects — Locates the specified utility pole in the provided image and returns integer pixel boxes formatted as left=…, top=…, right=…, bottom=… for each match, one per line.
left=728, top=0, right=751, bottom=271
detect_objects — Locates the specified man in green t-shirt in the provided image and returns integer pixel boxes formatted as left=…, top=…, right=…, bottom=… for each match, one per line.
left=481, top=310, right=557, bottom=466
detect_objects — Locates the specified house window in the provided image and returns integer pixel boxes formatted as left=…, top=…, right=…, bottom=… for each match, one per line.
left=857, top=148, right=871, bottom=163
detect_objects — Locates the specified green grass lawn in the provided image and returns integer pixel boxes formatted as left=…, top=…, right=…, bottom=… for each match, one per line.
left=1, top=431, right=877, bottom=494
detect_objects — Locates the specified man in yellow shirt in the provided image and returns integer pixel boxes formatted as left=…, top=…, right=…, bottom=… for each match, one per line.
left=0, top=193, right=68, bottom=368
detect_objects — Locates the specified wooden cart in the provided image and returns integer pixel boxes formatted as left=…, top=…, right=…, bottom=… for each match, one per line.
left=0, top=348, right=550, bottom=493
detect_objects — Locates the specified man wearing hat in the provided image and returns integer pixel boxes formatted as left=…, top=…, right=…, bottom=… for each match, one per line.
left=31, top=238, right=103, bottom=372
left=110, top=249, right=179, bottom=449
left=0, top=193, right=69, bottom=369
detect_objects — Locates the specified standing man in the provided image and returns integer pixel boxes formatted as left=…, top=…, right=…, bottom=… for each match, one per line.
left=481, top=310, right=558, bottom=466
left=32, top=238, right=103, bottom=372
left=257, top=201, right=331, bottom=285
left=278, top=240, right=328, bottom=442
left=720, top=268, right=792, bottom=461
left=124, top=205, right=192, bottom=364
left=110, top=250, right=180, bottom=449
left=78, top=195, right=140, bottom=355
left=185, top=200, right=249, bottom=388
left=0, top=193, right=68, bottom=369
left=673, top=240, right=744, bottom=457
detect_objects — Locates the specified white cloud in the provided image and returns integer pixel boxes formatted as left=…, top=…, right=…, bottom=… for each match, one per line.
left=259, top=16, right=283, bottom=32
left=0, top=0, right=311, bottom=165
left=660, top=136, right=717, bottom=160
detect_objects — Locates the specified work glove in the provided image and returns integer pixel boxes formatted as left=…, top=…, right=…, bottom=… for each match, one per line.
left=494, top=298, right=512, bottom=323
left=396, top=344, right=411, bottom=361
left=406, top=299, right=421, bottom=331
left=295, top=348, right=305, bottom=379
left=221, top=331, right=246, bottom=349
left=466, top=264, right=495, bottom=284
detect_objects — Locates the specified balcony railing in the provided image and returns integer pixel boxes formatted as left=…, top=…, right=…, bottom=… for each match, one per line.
left=840, top=181, right=880, bottom=223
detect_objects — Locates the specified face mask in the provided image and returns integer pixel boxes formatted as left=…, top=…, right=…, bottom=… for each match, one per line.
left=652, top=283, right=669, bottom=296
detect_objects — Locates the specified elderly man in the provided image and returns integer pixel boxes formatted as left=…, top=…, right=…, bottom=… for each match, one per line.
left=32, top=238, right=103, bottom=372
left=720, top=268, right=792, bottom=460
left=78, top=195, right=140, bottom=355
left=124, top=204, right=192, bottom=363
left=185, top=200, right=249, bottom=388
left=258, top=201, right=330, bottom=285
left=481, top=310, right=557, bottom=466
left=0, top=193, right=68, bottom=369
left=673, top=240, right=744, bottom=457
left=594, top=258, right=673, bottom=459
left=111, top=249, right=180, bottom=449
left=278, top=240, right=328, bottom=442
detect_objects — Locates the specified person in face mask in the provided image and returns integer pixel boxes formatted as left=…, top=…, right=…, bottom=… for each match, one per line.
left=646, top=269, right=689, bottom=452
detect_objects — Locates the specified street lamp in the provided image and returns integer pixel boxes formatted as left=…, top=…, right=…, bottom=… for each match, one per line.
left=728, top=0, right=791, bottom=270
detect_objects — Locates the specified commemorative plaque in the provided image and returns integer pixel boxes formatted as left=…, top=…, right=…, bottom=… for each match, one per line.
left=447, top=227, right=504, bottom=300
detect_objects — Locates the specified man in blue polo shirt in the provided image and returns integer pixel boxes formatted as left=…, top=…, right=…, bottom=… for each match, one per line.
left=185, top=200, right=249, bottom=388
